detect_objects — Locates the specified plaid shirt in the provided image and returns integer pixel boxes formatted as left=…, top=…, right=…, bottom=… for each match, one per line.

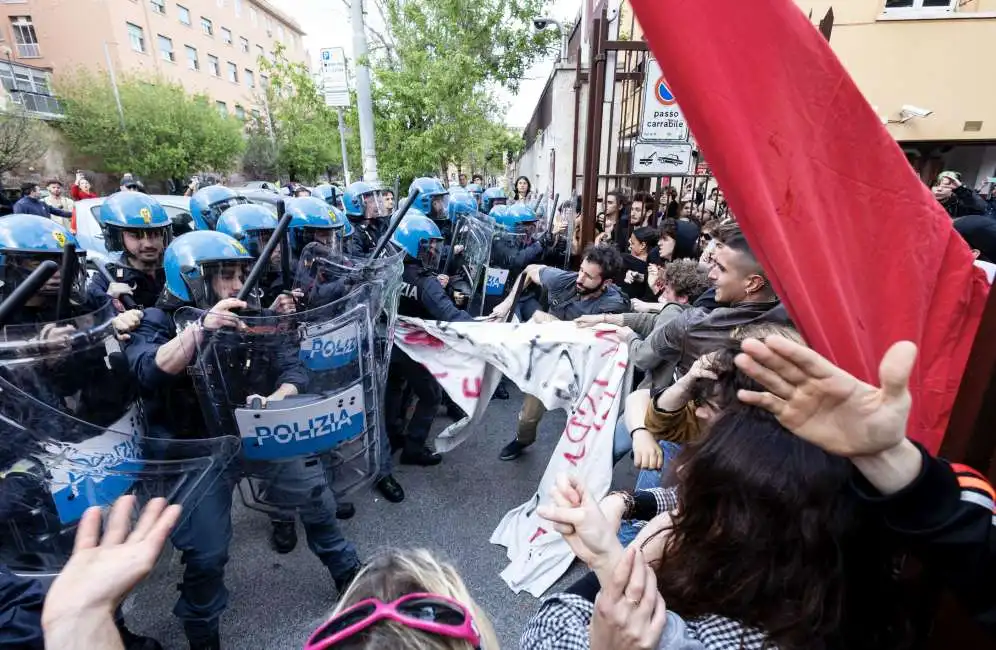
left=520, top=594, right=770, bottom=650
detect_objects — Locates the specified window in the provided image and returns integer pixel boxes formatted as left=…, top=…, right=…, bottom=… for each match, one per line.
left=0, top=60, right=61, bottom=116
left=216, top=100, right=227, bottom=116
left=207, top=53, right=219, bottom=76
left=265, top=15, right=273, bottom=34
left=251, top=108, right=260, bottom=119
left=200, top=16, right=213, bottom=36
left=239, top=36, right=249, bottom=53
left=883, top=0, right=956, bottom=10
left=221, top=26, right=232, bottom=45
left=245, top=68, right=254, bottom=88
left=234, top=0, right=242, bottom=16
left=226, top=61, right=237, bottom=82
left=177, top=4, right=190, bottom=25
left=150, top=0, right=165, bottom=14
left=255, top=44, right=264, bottom=61
left=126, top=22, right=145, bottom=53
left=234, top=105, right=245, bottom=120
left=185, top=45, right=198, bottom=70
left=10, top=16, right=39, bottom=58
left=157, top=34, right=174, bottom=61
left=259, top=73, right=268, bottom=88
left=277, top=24, right=284, bottom=42
left=249, top=7, right=257, bottom=25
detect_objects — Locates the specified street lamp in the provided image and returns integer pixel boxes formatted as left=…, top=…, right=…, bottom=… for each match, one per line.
left=532, top=16, right=568, bottom=63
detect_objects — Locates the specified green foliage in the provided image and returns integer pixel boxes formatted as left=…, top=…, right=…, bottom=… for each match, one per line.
left=241, top=129, right=278, bottom=180
left=0, top=108, right=49, bottom=176
left=366, top=0, right=553, bottom=184
left=55, top=69, right=244, bottom=181
left=258, top=43, right=344, bottom=182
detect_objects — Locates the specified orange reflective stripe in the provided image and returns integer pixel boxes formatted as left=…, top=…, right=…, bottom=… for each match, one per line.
left=951, top=462, right=985, bottom=480
left=958, top=476, right=996, bottom=502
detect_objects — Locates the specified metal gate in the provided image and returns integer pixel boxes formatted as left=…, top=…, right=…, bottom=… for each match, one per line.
left=573, top=9, right=731, bottom=250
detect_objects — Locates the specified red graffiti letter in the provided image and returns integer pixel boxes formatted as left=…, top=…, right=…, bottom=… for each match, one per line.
left=462, top=377, right=482, bottom=398
left=564, top=445, right=587, bottom=466
left=528, top=527, right=548, bottom=543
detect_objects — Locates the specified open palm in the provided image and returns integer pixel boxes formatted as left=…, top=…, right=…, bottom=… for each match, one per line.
left=735, top=336, right=917, bottom=457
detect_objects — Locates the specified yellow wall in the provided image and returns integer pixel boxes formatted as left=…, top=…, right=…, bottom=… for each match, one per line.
left=796, top=0, right=996, bottom=141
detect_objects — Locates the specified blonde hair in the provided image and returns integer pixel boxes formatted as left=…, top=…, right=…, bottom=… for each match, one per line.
left=328, top=548, right=498, bottom=650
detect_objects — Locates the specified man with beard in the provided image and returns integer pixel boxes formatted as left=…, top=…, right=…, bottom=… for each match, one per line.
left=491, top=244, right=629, bottom=461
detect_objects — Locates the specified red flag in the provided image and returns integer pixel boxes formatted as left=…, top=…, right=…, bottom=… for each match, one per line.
left=628, top=0, right=988, bottom=453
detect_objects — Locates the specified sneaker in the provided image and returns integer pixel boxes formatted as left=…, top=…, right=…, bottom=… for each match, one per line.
left=499, top=439, right=532, bottom=461
left=269, top=520, right=297, bottom=554
left=117, top=623, right=163, bottom=650
left=375, top=475, right=405, bottom=503
left=334, top=562, right=364, bottom=595
left=399, top=447, right=443, bottom=466
left=336, top=502, right=356, bottom=520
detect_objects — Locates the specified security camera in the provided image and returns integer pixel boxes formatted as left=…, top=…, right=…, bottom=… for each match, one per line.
left=901, top=105, right=933, bottom=119
left=532, top=17, right=551, bottom=30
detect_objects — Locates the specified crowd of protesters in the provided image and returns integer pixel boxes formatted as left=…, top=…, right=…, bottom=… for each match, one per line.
left=4, top=169, right=996, bottom=650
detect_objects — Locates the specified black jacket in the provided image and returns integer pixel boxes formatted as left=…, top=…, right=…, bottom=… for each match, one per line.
left=0, top=566, right=44, bottom=649
left=398, top=262, right=473, bottom=323
left=86, top=262, right=165, bottom=310
left=942, top=186, right=989, bottom=219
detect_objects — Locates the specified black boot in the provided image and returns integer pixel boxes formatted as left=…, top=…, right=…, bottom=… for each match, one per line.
left=493, top=382, right=509, bottom=400
left=269, top=520, right=297, bottom=554
left=116, top=622, right=163, bottom=650
left=400, top=446, right=443, bottom=466
left=375, top=475, right=405, bottom=503
left=499, top=439, right=532, bottom=461
left=336, top=502, right=356, bottom=519
left=333, top=562, right=364, bottom=595
left=187, top=632, right=221, bottom=650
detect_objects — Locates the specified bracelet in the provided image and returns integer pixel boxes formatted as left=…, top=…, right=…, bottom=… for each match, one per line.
left=629, top=426, right=649, bottom=438
left=608, top=490, right=637, bottom=520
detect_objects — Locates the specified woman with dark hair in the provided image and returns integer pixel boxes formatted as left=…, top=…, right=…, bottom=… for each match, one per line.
left=619, top=226, right=660, bottom=299
left=523, top=365, right=908, bottom=649
left=513, top=175, right=532, bottom=203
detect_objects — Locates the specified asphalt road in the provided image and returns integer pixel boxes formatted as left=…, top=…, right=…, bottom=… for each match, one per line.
left=126, top=384, right=637, bottom=649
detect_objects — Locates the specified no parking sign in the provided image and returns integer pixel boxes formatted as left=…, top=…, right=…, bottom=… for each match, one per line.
left=640, top=57, right=688, bottom=142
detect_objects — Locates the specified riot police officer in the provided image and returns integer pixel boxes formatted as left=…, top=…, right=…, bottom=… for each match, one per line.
left=408, top=177, right=451, bottom=240
left=342, top=181, right=388, bottom=256
left=189, top=185, right=250, bottom=230
left=386, top=212, right=473, bottom=466
left=465, top=182, right=484, bottom=211
left=124, top=231, right=362, bottom=650
left=87, top=192, right=172, bottom=310
left=312, top=183, right=343, bottom=210
left=481, top=187, right=508, bottom=214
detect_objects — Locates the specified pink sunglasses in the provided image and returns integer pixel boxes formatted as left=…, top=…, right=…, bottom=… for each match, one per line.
left=304, top=592, right=482, bottom=649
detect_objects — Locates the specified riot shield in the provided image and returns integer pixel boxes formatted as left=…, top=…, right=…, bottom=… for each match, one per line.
left=448, top=211, right=494, bottom=302
left=176, top=275, right=393, bottom=507
left=481, top=229, right=533, bottom=316
left=551, top=195, right=576, bottom=269
left=0, top=302, right=239, bottom=577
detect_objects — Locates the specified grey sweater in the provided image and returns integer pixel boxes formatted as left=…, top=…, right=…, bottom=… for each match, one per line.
left=621, top=302, right=688, bottom=389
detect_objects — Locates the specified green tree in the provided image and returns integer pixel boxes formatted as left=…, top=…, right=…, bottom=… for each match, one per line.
left=56, top=69, right=244, bottom=181
left=258, top=43, right=344, bottom=182
left=0, top=107, right=49, bottom=177
left=361, top=0, right=554, bottom=184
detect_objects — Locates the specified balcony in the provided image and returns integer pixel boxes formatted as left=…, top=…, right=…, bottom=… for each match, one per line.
left=9, top=89, right=62, bottom=117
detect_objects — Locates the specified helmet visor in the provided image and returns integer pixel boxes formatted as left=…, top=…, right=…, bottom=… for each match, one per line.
left=187, top=260, right=260, bottom=310
left=361, top=191, right=387, bottom=220
left=418, top=238, right=443, bottom=271
left=429, top=194, right=450, bottom=222
left=292, top=227, right=343, bottom=260
left=1, top=251, right=88, bottom=303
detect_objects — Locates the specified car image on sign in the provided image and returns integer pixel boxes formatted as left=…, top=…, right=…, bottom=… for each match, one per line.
left=632, top=142, right=695, bottom=176
left=638, top=151, right=684, bottom=167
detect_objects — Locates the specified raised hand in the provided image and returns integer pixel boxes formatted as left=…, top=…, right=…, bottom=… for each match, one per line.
left=735, top=335, right=917, bottom=457
left=590, top=546, right=669, bottom=650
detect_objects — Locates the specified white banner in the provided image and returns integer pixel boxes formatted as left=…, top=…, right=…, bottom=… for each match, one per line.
left=395, top=318, right=629, bottom=596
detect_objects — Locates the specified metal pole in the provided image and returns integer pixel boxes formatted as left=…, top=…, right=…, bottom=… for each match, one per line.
left=103, top=41, right=126, bottom=132
left=350, top=0, right=379, bottom=183
left=337, top=107, right=352, bottom=186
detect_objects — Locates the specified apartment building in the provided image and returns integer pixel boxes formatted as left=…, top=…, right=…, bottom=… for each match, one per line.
left=0, top=0, right=307, bottom=119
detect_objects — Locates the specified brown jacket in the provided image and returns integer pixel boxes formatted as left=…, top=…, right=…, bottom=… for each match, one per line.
left=645, top=401, right=701, bottom=444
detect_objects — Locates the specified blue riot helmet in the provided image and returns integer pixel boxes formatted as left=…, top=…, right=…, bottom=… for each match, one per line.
left=448, top=191, right=478, bottom=224
left=481, top=187, right=508, bottom=214
left=391, top=211, right=443, bottom=270
left=97, top=192, right=172, bottom=265
left=506, top=203, right=539, bottom=234
left=312, top=184, right=339, bottom=208
left=332, top=186, right=345, bottom=210
left=488, top=204, right=513, bottom=229
left=162, top=230, right=258, bottom=309
left=343, top=181, right=386, bottom=221
left=465, top=183, right=484, bottom=206
left=215, top=204, right=279, bottom=259
left=189, top=185, right=250, bottom=231
left=0, top=214, right=87, bottom=301
left=284, top=196, right=349, bottom=258
left=408, top=177, right=449, bottom=225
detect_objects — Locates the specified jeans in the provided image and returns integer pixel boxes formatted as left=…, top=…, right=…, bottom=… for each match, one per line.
left=611, top=415, right=683, bottom=478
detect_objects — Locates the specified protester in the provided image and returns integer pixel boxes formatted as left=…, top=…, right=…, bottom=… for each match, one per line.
left=735, top=334, right=996, bottom=637
left=119, top=174, right=144, bottom=193
left=40, top=496, right=181, bottom=650
left=306, top=548, right=498, bottom=649
left=933, top=171, right=988, bottom=218
left=657, top=218, right=699, bottom=262
left=513, top=175, right=532, bottom=203
left=953, top=214, right=996, bottom=283
left=471, top=173, right=484, bottom=186
left=43, top=179, right=74, bottom=229
left=383, top=188, right=396, bottom=214
left=618, top=226, right=659, bottom=299
left=492, top=244, right=629, bottom=461
left=12, top=182, right=73, bottom=223
left=71, top=171, right=98, bottom=201
left=630, top=191, right=656, bottom=228
left=595, top=189, right=628, bottom=250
